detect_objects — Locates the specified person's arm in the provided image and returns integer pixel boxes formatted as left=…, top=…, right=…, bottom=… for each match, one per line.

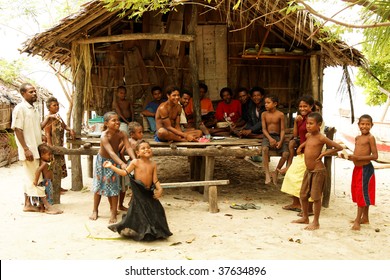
left=58, top=117, right=75, bottom=139
left=33, top=162, right=46, bottom=185
left=296, top=141, right=306, bottom=155
left=103, top=159, right=136, bottom=176
left=316, top=136, right=343, bottom=160
left=141, top=103, right=156, bottom=117
left=122, top=134, right=137, bottom=160
left=14, top=128, right=34, bottom=161
left=215, top=102, right=224, bottom=121
left=44, top=122, right=53, bottom=146
left=152, top=162, right=163, bottom=199
left=160, top=107, right=194, bottom=141
left=41, top=114, right=57, bottom=129
left=100, top=134, right=127, bottom=169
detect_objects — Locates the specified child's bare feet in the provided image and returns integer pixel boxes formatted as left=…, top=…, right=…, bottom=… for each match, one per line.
left=23, top=205, right=40, bottom=212
left=89, top=211, right=98, bottom=220
left=45, top=205, right=63, bottom=215
left=305, top=222, right=320, bottom=231
left=271, top=171, right=278, bottom=185
left=264, top=174, right=271, bottom=185
left=360, top=218, right=369, bottom=224
left=292, top=217, right=309, bottom=224
left=278, top=167, right=288, bottom=175
left=109, top=212, right=117, bottom=224
left=351, top=220, right=361, bottom=230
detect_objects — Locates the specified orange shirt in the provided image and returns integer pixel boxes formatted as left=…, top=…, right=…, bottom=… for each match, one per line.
left=184, top=98, right=214, bottom=117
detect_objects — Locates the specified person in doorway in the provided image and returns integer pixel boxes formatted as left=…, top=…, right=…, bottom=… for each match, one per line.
left=141, top=86, right=165, bottom=133
left=113, top=86, right=132, bottom=136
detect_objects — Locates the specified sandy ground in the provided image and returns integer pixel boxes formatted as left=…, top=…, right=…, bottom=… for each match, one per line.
left=0, top=152, right=389, bottom=261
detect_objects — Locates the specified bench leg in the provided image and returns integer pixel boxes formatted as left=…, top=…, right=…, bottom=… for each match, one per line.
left=208, top=185, right=219, bottom=213
left=203, top=155, right=215, bottom=202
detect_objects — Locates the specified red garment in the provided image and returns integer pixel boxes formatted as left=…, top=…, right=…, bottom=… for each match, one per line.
left=351, top=163, right=376, bottom=207
left=297, top=115, right=308, bottom=142
left=215, top=99, right=242, bottom=123
left=184, top=98, right=214, bottom=117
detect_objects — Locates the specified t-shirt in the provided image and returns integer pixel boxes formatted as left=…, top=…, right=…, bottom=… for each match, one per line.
left=184, top=98, right=214, bottom=116
left=215, top=99, right=242, bottom=123
left=11, top=100, right=42, bottom=160
left=144, top=98, right=167, bottom=113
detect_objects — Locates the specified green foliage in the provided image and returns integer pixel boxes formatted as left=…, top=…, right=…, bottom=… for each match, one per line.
left=101, top=0, right=174, bottom=18
left=0, top=59, right=26, bottom=84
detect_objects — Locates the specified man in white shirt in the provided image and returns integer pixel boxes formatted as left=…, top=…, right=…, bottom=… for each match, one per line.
left=12, top=83, right=61, bottom=213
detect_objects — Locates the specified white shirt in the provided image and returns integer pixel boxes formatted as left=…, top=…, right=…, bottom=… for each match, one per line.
left=11, top=99, right=42, bottom=160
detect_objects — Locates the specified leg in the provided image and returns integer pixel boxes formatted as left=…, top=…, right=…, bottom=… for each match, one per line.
left=118, top=190, right=128, bottom=211
left=108, top=196, right=118, bottom=224
left=305, top=199, right=321, bottom=230
left=282, top=196, right=301, bottom=211
left=352, top=206, right=364, bottom=230
left=23, top=193, right=39, bottom=212
left=273, top=151, right=289, bottom=185
left=292, top=197, right=309, bottom=224
left=262, top=147, right=271, bottom=184
left=361, top=206, right=370, bottom=224
left=89, top=192, right=101, bottom=220
left=41, top=197, right=63, bottom=214
left=157, top=127, right=186, bottom=142
left=278, top=140, right=295, bottom=174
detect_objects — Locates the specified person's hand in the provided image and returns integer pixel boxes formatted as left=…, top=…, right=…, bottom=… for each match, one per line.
left=295, top=115, right=303, bottom=122
left=276, top=141, right=282, bottom=149
left=69, top=129, right=76, bottom=140
left=153, top=187, right=163, bottom=199
left=296, top=147, right=302, bottom=155
left=103, top=161, right=112, bottom=168
left=269, top=138, right=277, bottom=148
left=33, top=181, right=38, bottom=186
left=240, top=129, right=251, bottom=136
left=120, top=163, right=128, bottom=169
left=24, top=148, right=34, bottom=161
left=186, top=135, right=197, bottom=142
left=316, top=152, right=325, bottom=161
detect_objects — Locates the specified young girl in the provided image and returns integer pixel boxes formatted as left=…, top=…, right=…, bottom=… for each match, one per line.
left=32, top=143, right=63, bottom=214
left=43, top=97, right=75, bottom=193
left=89, top=112, right=136, bottom=224
left=104, top=140, right=172, bottom=241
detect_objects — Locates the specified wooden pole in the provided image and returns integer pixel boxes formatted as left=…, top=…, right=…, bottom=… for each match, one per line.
left=52, top=155, right=62, bottom=204
left=310, top=54, right=319, bottom=101
left=188, top=5, right=201, bottom=129
left=323, top=127, right=336, bottom=208
left=70, top=45, right=85, bottom=191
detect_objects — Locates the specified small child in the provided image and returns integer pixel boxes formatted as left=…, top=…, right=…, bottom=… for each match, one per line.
left=104, top=140, right=172, bottom=241
left=117, top=121, right=144, bottom=211
left=89, top=111, right=136, bottom=224
left=292, top=112, right=342, bottom=230
left=261, top=94, right=289, bottom=185
left=342, top=114, right=378, bottom=230
left=32, top=143, right=63, bottom=214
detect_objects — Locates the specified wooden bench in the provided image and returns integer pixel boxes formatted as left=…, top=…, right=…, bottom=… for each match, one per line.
left=161, top=180, right=230, bottom=213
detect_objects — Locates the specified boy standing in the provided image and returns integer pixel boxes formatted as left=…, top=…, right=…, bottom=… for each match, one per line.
left=261, top=95, right=289, bottom=185
left=293, top=112, right=342, bottom=230
left=343, top=114, right=378, bottom=230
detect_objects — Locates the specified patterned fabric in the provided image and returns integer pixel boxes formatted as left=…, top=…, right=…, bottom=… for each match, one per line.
left=92, top=153, right=121, bottom=197
left=39, top=179, right=53, bottom=205
left=48, top=118, right=68, bottom=178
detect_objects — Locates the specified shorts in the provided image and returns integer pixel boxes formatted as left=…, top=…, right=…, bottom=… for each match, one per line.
left=351, top=163, right=375, bottom=207
left=92, top=153, right=121, bottom=197
left=262, top=133, right=289, bottom=155
left=300, top=168, right=326, bottom=201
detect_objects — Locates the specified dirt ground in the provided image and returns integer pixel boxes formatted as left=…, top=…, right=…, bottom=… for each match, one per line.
left=0, top=153, right=389, bottom=261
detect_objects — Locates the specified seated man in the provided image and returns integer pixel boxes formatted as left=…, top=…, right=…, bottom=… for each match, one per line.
left=211, top=87, right=242, bottom=136
left=155, top=86, right=202, bottom=142
left=236, top=86, right=266, bottom=139
left=184, top=83, right=216, bottom=128
left=141, top=86, right=166, bottom=133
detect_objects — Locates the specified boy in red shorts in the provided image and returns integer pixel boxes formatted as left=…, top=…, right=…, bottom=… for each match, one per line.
left=341, top=114, right=378, bottom=230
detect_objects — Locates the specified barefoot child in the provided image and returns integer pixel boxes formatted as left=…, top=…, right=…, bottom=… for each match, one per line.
left=32, top=143, right=63, bottom=214
left=261, top=94, right=289, bottom=185
left=292, top=112, right=342, bottom=230
left=342, top=114, right=378, bottom=230
left=104, top=140, right=172, bottom=241
left=89, top=112, right=136, bottom=224
left=117, top=121, right=144, bottom=211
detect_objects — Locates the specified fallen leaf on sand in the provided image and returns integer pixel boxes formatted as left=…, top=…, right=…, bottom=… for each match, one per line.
left=186, top=237, right=196, bottom=244
left=170, top=242, right=182, bottom=246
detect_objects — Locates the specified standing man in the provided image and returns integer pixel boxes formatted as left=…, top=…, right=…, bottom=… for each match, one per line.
left=12, top=83, right=61, bottom=212
left=113, top=86, right=132, bottom=136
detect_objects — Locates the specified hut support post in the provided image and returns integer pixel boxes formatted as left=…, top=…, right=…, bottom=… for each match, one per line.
left=52, top=155, right=62, bottom=204
left=310, top=54, right=320, bottom=101
left=188, top=5, right=201, bottom=128
left=70, top=51, right=85, bottom=191
left=323, top=127, right=336, bottom=208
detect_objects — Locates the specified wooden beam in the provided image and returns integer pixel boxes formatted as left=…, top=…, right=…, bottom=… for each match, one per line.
left=161, top=180, right=229, bottom=188
left=76, top=33, right=195, bottom=44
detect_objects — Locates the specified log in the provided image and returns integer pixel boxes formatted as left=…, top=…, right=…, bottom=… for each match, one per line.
left=208, top=186, right=219, bottom=213
left=161, top=180, right=229, bottom=188
left=76, top=33, right=194, bottom=45
left=50, top=146, right=261, bottom=157
left=323, top=127, right=336, bottom=208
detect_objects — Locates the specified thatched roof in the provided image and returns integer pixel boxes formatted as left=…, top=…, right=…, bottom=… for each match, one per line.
left=20, top=0, right=366, bottom=68
left=0, top=77, right=52, bottom=106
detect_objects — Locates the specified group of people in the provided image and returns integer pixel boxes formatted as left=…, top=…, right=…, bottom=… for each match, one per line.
left=13, top=82, right=378, bottom=243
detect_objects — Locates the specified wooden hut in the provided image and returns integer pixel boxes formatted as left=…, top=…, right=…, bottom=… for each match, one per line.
left=20, top=0, right=366, bottom=190
left=0, top=75, right=52, bottom=166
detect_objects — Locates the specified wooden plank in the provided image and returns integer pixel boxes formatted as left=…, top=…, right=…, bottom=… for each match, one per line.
left=161, top=180, right=229, bottom=188
left=196, top=26, right=204, bottom=80
left=160, top=6, right=184, bottom=57
left=76, top=33, right=194, bottom=44
left=142, top=11, right=164, bottom=60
